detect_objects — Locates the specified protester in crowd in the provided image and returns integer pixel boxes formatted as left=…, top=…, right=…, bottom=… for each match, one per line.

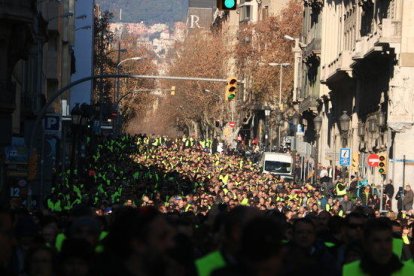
left=281, top=218, right=340, bottom=276
left=343, top=217, right=414, bottom=275
left=403, top=185, right=414, bottom=211
left=2, top=134, right=414, bottom=276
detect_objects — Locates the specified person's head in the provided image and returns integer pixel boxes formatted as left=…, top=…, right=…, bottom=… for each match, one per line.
left=27, top=246, right=55, bottom=276
left=240, top=217, right=283, bottom=276
left=69, top=217, right=100, bottom=246
left=363, top=218, right=394, bottom=265
left=60, top=239, right=94, bottom=276
left=345, top=212, right=367, bottom=243
left=106, top=207, right=174, bottom=258
left=292, top=218, right=316, bottom=249
left=222, top=206, right=260, bottom=253
left=405, top=185, right=412, bottom=191
left=41, top=220, right=58, bottom=246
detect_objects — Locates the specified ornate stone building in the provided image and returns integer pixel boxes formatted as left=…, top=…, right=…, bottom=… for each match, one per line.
left=295, top=0, right=414, bottom=195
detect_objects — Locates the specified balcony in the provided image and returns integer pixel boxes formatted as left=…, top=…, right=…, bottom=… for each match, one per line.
left=353, top=32, right=385, bottom=60
left=303, top=37, right=321, bottom=63
left=321, top=50, right=354, bottom=83
left=379, top=19, right=402, bottom=45
left=299, top=96, right=318, bottom=113
left=303, top=0, right=324, bottom=9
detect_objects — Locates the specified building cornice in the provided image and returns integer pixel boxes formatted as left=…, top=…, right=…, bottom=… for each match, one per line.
left=303, top=0, right=324, bottom=12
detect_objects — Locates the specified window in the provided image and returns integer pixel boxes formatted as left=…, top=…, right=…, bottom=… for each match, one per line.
left=264, top=161, right=292, bottom=174
left=240, top=5, right=251, bottom=22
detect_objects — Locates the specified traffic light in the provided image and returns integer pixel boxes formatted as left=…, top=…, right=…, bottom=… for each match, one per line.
left=378, top=153, right=387, bottom=175
left=170, top=86, right=176, bottom=96
left=217, top=0, right=237, bottom=10
left=226, top=77, right=237, bottom=101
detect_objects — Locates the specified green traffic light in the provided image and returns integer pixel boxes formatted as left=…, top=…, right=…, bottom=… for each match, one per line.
left=379, top=168, right=384, bottom=173
left=224, top=0, right=236, bottom=9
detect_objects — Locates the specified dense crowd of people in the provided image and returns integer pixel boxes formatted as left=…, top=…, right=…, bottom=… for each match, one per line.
left=1, top=134, right=414, bottom=275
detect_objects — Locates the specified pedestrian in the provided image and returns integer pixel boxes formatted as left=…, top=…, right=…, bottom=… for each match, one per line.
left=403, top=185, right=414, bottom=211
left=343, top=218, right=414, bottom=275
left=341, top=195, right=354, bottom=214
left=384, top=179, right=395, bottom=202
left=396, top=187, right=405, bottom=212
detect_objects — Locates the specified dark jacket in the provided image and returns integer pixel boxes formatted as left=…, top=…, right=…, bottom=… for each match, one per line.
left=280, top=242, right=341, bottom=276
left=402, top=189, right=414, bottom=210
left=384, top=183, right=394, bottom=198
left=341, top=200, right=353, bottom=213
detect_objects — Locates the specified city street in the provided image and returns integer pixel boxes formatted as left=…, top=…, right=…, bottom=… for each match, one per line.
left=1, top=0, right=414, bottom=275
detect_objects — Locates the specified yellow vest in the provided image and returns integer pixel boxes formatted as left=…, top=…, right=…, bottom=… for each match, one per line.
left=241, top=198, right=249, bottom=206
left=393, top=238, right=404, bottom=258
left=195, top=251, right=226, bottom=276
left=336, top=183, right=347, bottom=196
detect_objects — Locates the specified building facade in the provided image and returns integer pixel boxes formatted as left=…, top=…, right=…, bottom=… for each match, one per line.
left=213, top=0, right=292, bottom=146
left=294, top=0, right=414, bottom=196
left=0, top=0, right=77, bottom=207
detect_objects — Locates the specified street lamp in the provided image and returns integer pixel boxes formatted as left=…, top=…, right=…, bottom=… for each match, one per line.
left=377, top=110, right=386, bottom=128
left=115, top=56, right=146, bottom=134
left=70, top=104, right=82, bottom=185
left=268, top=63, right=290, bottom=110
left=358, top=121, right=366, bottom=137
left=339, top=111, right=351, bottom=147
left=313, top=115, right=323, bottom=184
left=275, top=110, right=284, bottom=151
left=284, top=34, right=306, bottom=103
left=264, top=108, right=271, bottom=151
left=292, top=113, right=300, bottom=128
left=368, top=115, right=377, bottom=134
left=314, top=115, right=323, bottom=134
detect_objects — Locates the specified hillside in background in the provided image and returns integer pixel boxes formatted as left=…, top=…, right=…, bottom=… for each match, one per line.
left=96, top=0, right=189, bottom=24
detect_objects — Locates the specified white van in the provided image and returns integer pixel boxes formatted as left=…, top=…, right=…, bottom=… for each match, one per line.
left=260, top=152, right=294, bottom=180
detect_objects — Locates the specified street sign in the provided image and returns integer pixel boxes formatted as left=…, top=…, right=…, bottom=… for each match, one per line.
left=229, top=121, right=236, bottom=128
left=339, top=148, right=351, bottom=166
left=367, top=153, right=380, bottom=167
left=43, top=114, right=61, bottom=136
left=44, top=115, right=60, bottom=131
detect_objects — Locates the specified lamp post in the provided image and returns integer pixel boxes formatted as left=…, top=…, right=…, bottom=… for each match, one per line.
left=284, top=35, right=306, bottom=103
left=264, top=108, right=271, bottom=151
left=314, top=115, right=323, bottom=184
left=115, top=56, right=145, bottom=134
left=70, top=104, right=82, bottom=185
left=268, top=62, right=290, bottom=110
left=339, top=111, right=351, bottom=148
left=97, top=48, right=127, bottom=133
left=275, top=110, right=284, bottom=151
